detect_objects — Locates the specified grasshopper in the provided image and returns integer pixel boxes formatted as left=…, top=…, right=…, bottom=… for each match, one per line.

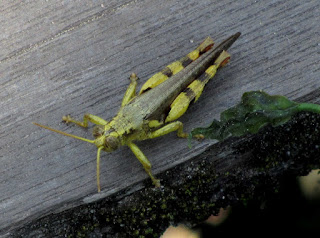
left=34, top=32, right=240, bottom=192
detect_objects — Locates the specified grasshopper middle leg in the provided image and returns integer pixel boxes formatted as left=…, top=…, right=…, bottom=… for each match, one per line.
left=149, top=121, right=204, bottom=140
left=121, top=72, right=139, bottom=107
left=63, top=73, right=139, bottom=127
left=149, top=121, right=188, bottom=138
left=128, top=121, right=193, bottom=187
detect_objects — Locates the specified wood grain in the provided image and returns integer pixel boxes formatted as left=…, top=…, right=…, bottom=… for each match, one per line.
left=0, top=0, right=319, bottom=235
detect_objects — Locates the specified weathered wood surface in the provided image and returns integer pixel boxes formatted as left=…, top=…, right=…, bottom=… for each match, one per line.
left=0, top=0, right=319, bottom=236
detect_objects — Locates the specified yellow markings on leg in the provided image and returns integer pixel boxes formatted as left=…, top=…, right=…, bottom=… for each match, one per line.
left=167, top=61, right=184, bottom=74
left=127, top=142, right=160, bottom=187
left=139, top=37, right=215, bottom=95
left=165, top=93, right=191, bottom=123
left=165, top=50, right=231, bottom=123
left=139, top=72, right=168, bottom=95
left=121, top=73, right=139, bottom=107
left=62, top=114, right=108, bottom=127
left=214, top=50, right=231, bottom=68
left=187, top=50, right=200, bottom=61
left=138, top=60, right=184, bottom=95
left=149, top=121, right=188, bottom=139
left=189, top=80, right=206, bottom=102
left=148, top=120, right=164, bottom=128
left=197, top=36, right=216, bottom=53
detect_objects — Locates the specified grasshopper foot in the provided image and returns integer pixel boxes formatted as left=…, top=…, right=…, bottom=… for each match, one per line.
left=62, top=115, right=88, bottom=127
left=129, top=72, right=139, bottom=83
left=62, top=115, right=73, bottom=124
left=193, top=134, right=205, bottom=140
left=152, top=178, right=161, bottom=188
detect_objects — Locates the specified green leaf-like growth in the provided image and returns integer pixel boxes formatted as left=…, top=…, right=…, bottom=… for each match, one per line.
left=190, top=91, right=320, bottom=142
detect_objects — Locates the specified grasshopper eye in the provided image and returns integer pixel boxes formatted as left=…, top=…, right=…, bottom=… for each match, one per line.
left=104, top=136, right=120, bottom=151
left=92, top=125, right=105, bottom=138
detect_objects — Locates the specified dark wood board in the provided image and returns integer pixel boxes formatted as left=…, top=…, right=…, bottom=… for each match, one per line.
left=0, top=0, right=319, bottom=236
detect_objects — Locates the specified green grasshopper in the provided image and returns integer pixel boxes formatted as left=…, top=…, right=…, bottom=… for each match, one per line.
left=34, top=32, right=240, bottom=192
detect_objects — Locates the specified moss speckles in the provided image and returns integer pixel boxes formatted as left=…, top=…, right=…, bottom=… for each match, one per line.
left=117, top=110, right=319, bottom=236
left=15, top=112, right=320, bottom=237
left=99, top=159, right=221, bottom=237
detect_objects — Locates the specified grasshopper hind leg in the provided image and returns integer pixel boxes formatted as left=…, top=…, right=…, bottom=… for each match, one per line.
left=139, top=37, right=215, bottom=95
left=165, top=51, right=231, bottom=124
left=149, top=121, right=188, bottom=139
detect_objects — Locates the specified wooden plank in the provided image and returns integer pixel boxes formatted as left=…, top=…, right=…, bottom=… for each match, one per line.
left=0, top=0, right=319, bottom=235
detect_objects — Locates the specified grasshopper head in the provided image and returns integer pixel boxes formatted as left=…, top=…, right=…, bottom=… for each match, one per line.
left=104, top=134, right=120, bottom=151
left=92, top=125, right=120, bottom=152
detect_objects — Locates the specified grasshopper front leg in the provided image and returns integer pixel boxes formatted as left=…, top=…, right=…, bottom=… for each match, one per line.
left=62, top=114, right=108, bottom=127
left=149, top=121, right=187, bottom=138
left=128, top=121, right=194, bottom=186
left=127, top=142, right=160, bottom=187
left=62, top=73, right=139, bottom=127
left=149, top=121, right=204, bottom=140
left=121, top=72, right=139, bottom=107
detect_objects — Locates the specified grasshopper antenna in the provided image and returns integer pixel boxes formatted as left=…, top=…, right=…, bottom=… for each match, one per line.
left=33, top=122, right=95, bottom=144
left=34, top=122, right=105, bottom=192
